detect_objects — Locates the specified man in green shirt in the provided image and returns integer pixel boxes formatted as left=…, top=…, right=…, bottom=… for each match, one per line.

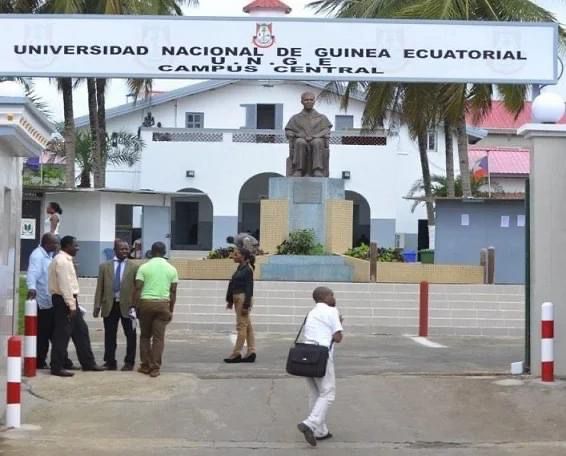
left=133, top=242, right=178, bottom=377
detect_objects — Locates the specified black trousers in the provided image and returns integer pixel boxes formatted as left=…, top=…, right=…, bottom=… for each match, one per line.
left=37, top=307, right=54, bottom=367
left=51, top=294, right=96, bottom=372
left=103, top=301, right=137, bottom=366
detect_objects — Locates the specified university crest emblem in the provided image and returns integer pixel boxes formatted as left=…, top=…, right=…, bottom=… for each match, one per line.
left=253, top=23, right=275, bottom=48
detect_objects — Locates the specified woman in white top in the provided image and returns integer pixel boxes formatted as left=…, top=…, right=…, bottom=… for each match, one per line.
left=45, top=202, right=63, bottom=236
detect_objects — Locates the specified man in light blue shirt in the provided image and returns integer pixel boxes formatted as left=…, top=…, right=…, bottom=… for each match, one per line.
left=26, top=233, right=59, bottom=369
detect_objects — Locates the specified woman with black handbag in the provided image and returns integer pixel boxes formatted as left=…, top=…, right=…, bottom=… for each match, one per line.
left=295, top=286, right=343, bottom=447
left=224, top=247, right=256, bottom=363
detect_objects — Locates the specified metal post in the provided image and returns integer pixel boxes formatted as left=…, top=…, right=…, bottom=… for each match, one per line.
left=524, top=178, right=531, bottom=374
left=419, top=281, right=429, bottom=337
left=487, top=247, right=496, bottom=284
left=369, top=242, right=378, bottom=282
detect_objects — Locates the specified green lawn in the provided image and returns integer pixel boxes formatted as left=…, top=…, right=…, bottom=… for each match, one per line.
left=18, top=276, right=27, bottom=335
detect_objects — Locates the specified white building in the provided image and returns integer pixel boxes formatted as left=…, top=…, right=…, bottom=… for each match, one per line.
left=0, top=81, right=55, bottom=382
left=75, top=78, right=452, bottom=253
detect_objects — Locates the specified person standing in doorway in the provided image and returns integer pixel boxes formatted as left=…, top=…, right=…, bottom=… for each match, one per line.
left=133, top=242, right=178, bottom=378
left=45, top=202, right=62, bottom=236
left=297, top=286, right=343, bottom=447
left=94, top=240, right=138, bottom=371
left=224, top=247, right=256, bottom=363
left=26, top=233, right=59, bottom=369
left=48, top=236, right=104, bottom=377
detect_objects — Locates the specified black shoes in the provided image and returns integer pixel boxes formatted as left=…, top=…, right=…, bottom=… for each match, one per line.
left=121, top=364, right=134, bottom=371
left=223, top=354, right=242, bottom=363
left=103, top=363, right=118, bottom=371
left=241, top=353, right=256, bottom=363
left=51, top=370, right=74, bottom=377
left=297, top=423, right=317, bottom=447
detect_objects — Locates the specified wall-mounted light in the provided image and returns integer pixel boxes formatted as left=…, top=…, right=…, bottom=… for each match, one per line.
left=342, top=171, right=351, bottom=180
left=186, top=170, right=195, bottom=178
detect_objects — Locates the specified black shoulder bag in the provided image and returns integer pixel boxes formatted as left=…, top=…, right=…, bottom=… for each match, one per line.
left=286, top=314, right=333, bottom=378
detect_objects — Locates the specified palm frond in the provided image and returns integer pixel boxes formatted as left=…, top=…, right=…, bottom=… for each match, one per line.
left=127, top=79, right=153, bottom=104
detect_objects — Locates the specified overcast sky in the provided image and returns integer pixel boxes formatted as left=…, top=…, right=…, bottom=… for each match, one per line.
left=29, top=0, right=566, bottom=122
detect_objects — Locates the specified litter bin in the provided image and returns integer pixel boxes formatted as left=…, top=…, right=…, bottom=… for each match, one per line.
left=419, top=249, right=435, bottom=264
left=402, top=250, right=417, bottom=263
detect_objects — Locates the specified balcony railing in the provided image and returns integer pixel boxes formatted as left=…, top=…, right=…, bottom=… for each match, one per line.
left=149, top=128, right=387, bottom=146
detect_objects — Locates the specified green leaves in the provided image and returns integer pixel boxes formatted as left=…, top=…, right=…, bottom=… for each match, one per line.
left=276, top=230, right=327, bottom=255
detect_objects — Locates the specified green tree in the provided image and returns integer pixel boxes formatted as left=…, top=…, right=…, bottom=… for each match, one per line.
left=310, top=0, right=564, bottom=197
left=49, top=130, right=144, bottom=188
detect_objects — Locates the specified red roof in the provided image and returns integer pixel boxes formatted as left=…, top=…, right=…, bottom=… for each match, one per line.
left=469, top=147, right=529, bottom=175
left=466, top=100, right=566, bottom=130
left=243, top=0, right=292, bottom=13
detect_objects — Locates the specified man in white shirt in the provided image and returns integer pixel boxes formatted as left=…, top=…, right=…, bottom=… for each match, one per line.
left=26, top=233, right=59, bottom=369
left=297, top=286, right=343, bottom=447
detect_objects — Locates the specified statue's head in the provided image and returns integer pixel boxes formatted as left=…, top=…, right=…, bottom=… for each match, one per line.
left=301, top=92, right=316, bottom=111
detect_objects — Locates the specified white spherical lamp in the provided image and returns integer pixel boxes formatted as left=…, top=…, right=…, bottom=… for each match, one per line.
left=532, top=92, right=566, bottom=123
left=0, top=80, right=26, bottom=97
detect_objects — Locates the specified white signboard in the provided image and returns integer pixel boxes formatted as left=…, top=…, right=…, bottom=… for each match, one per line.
left=0, top=15, right=557, bottom=83
left=21, top=218, right=36, bottom=240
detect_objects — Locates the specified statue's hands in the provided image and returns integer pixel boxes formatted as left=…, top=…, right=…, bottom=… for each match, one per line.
left=306, top=136, right=313, bottom=142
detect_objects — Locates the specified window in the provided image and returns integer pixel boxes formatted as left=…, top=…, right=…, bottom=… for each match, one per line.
left=256, top=104, right=276, bottom=129
left=185, top=112, right=204, bottom=129
left=241, top=104, right=283, bottom=130
left=335, top=115, right=354, bottom=130
left=427, top=129, right=437, bottom=151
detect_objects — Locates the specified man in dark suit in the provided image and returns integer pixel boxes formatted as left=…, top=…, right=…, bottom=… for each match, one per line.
left=94, top=240, right=139, bottom=371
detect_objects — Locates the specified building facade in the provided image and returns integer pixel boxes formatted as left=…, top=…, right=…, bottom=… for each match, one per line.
left=0, top=82, right=55, bottom=387
left=76, top=79, right=450, bottom=253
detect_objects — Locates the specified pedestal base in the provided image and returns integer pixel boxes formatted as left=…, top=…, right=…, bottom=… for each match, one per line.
left=260, top=177, right=353, bottom=254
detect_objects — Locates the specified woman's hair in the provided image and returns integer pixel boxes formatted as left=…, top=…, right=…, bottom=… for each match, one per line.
left=49, top=202, right=63, bottom=214
left=238, top=247, right=256, bottom=270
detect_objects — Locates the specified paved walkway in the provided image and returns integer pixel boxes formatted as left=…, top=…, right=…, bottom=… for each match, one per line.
left=3, top=331, right=566, bottom=455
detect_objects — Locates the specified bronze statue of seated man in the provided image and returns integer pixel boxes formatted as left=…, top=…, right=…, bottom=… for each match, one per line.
left=285, top=92, right=332, bottom=177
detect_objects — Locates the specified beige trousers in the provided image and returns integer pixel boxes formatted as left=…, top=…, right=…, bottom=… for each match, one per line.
left=231, top=293, right=256, bottom=356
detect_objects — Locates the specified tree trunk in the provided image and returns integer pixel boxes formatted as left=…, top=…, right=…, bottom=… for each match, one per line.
left=79, top=169, right=91, bottom=188
left=61, top=78, right=76, bottom=188
left=417, top=131, right=434, bottom=226
left=456, top=113, right=472, bottom=197
left=96, top=78, right=107, bottom=187
left=444, top=120, right=455, bottom=197
left=87, top=78, right=101, bottom=188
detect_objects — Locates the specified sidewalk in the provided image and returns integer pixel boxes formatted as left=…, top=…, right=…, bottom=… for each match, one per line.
left=3, top=332, right=565, bottom=455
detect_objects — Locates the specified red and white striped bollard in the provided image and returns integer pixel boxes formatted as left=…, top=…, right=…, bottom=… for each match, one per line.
left=541, top=302, right=554, bottom=382
left=6, top=336, right=22, bottom=428
left=24, top=299, right=37, bottom=377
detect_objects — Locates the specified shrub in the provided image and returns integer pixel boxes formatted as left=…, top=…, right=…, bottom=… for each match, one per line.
left=277, top=229, right=326, bottom=255
left=207, top=246, right=235, bottom=259
left=344, top=243, right=404, bottom=262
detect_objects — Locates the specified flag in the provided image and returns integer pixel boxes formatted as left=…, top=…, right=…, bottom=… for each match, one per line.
left=472, top=155, right=489, bottom=179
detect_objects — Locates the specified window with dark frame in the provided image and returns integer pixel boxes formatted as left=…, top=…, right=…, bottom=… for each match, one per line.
left=185, top=112, right=204, bottom=129
left=427, top=129, right=437, bottom=151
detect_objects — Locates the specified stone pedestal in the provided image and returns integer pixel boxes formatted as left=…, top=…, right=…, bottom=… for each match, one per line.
left=260, top=177, right=353, bottom=254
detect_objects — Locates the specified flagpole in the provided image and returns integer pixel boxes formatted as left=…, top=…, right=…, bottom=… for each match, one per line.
left=487, top=150, right=491, bottom=198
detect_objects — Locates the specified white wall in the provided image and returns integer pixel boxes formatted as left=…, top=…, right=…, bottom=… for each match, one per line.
left=46, top=191, right=172, bottom=243
left=44, top=192, right=103, bottom=242
left=104, top=81, right=366, bottom=133
left=102, top=80, right=449, bottom=236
